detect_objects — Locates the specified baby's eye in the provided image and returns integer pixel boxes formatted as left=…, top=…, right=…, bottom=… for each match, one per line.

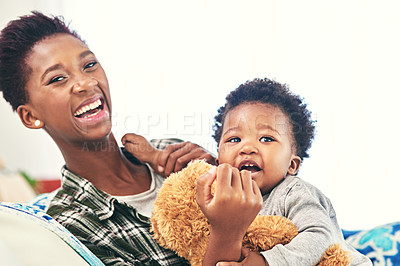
left=48, top=76, right=66, bottom=85
left=84, top=61, right=98, bottom=70
left=227, top=137, right=241, bottom=143
left=260, top=136, right=274, bottom=142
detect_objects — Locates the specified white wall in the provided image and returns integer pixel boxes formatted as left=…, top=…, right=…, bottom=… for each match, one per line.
left=1, top=0, right=399, bottom=230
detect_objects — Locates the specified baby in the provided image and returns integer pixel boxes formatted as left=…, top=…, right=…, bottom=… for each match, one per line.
left=123, top=78, right=372, bottom=265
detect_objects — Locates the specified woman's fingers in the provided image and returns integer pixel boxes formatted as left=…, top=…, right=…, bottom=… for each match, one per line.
left=121, top=133, right=158, bottom=164
left=157, top=142, right=216, bottom=177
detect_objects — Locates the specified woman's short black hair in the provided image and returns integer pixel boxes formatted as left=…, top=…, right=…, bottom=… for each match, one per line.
left=0, top=11, right=83, bottom=111
left=213, top=78, right=315, bottom=160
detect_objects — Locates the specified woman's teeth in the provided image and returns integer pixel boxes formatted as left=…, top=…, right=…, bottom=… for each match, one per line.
left=74, top=99, right=102, bottom=117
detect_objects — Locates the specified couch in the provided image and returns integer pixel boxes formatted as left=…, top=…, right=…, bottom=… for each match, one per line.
left=0, top=192, right=399, bottom=265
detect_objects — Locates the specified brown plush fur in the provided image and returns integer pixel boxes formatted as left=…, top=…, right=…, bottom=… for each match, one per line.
left=319, top=244, right=351, bottom=265
left=151, top=160, right=349, bottom=265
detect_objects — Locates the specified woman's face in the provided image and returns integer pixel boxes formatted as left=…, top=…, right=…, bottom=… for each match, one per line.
left=22, top=33, right=112, bottom=145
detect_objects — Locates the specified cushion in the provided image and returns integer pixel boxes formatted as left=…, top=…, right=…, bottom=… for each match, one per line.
left=0, top=202, right=104, bottom=265
left=345, top=222, right=400, bottom=265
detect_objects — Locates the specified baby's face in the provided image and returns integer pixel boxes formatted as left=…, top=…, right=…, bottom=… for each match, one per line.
left=218, top=102, right=301, bottom=194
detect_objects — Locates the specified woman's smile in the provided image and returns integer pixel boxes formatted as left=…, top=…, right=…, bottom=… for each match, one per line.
left=24, top=33, right=112, bottom=142
left=73, top=95, right=110, bottom=127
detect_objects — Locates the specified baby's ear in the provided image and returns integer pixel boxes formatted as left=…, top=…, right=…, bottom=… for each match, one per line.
left=287, top=155, right=301, bottom=175
left=17, top=105, right=43, bottom=129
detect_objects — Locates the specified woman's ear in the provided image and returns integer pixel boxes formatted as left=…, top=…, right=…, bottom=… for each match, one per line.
left=17, top=105, right=43, bottom=129
left=287, top=155, right=301, bottom=176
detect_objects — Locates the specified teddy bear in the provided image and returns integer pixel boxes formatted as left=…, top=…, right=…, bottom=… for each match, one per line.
left=121, top=135, right=350, bottom=265
left=150, top=160, right=350, bottom=265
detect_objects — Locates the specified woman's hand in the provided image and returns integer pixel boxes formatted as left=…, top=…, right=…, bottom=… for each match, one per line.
left=122, top=133, right=216, bottom=177
left=122, top=133, right=161, bottom=172
left=156, top=141, right=216, bottom=177
left=196, top=164, right=263, bottom=265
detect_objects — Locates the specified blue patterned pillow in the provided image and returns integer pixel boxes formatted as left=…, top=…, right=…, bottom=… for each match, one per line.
left=26, top=190, right=59, bottom=211
left=345, top=222, right=400, bottom=265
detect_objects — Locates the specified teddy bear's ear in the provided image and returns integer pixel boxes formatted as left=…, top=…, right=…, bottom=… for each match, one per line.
left=287, top=155, right=301, bottom=176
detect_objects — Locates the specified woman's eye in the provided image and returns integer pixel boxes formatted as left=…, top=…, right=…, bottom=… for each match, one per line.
left=84, top=61, right=98, bottom=70
left=48, top=76, right=66, bottom=85
left=227, top=137, right=240, bottom=143
left=260, top=136, right=274, bottom=142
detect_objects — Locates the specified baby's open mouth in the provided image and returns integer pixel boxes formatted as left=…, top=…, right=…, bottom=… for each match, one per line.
left=74, top=98, right=104, bottom=118
left=239, top=162, right=262, bottom=173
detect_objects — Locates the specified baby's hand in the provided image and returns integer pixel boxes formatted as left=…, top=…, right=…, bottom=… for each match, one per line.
left=216, top=247, right=268, bottom=266
left=197, top=164, right=262, bottom=236
left=122, top=133, right=162, bottom=173
left=196, top=164, right=263, bottom=265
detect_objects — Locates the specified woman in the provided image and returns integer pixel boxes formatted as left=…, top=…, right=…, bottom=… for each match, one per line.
left=0, top=11, right=216, bottom=265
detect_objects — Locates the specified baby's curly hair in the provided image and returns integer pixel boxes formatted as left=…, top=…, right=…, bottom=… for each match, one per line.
left=213, top=78, right=315, bottom=160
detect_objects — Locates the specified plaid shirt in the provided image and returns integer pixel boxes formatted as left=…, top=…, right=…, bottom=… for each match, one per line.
left=47, top=139, right=189, bottom=265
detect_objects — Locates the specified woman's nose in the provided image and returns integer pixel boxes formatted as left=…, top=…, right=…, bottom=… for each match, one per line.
left=72, top=77, right=98, bottom=94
